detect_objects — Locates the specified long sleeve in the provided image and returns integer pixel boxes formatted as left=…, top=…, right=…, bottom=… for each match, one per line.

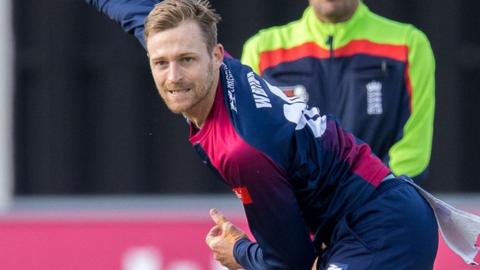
left=85, top=0, right=234, bottom=58
left=228, top=151, right=316, bottom=270
left=86, top=0, right=159, bottom=48
left=388, top=27, right=435, bottom=182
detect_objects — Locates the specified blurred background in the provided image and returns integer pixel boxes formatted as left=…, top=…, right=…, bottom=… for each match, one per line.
left=0, top=0, right=479, bottom=269
left=11, top=0, right=480, bottom=196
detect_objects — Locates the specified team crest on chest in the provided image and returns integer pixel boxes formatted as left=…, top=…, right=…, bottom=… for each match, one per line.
left=366, top=80, right=383, bottom=115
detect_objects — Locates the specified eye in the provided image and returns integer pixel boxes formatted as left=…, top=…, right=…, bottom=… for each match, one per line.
left=180, top=56, right=194, bottom=63
left=153, top=60, right=168, bottom=68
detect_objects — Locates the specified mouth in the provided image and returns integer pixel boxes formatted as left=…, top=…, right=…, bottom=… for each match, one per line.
left=167, top=88, right=191, bottom=95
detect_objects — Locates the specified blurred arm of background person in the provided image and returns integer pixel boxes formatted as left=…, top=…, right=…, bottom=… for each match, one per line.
left=241, top=0, right=436, bottom=183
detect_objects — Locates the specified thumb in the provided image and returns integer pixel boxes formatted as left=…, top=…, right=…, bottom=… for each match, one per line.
left=209, top=208, right=228, bottom=225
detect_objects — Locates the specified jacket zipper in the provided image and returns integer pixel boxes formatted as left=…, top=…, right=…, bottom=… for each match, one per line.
left=326, top=35, right=334, bottom=58
left=326, top=35, right=335, bottom=109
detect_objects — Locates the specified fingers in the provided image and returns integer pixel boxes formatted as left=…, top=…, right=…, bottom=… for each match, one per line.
left=207, top=225, right=222, bottom=238
left=209, top=208, right=228, bottom=225
left=205, top=225, right=222, bottom=247
left=206, top=209, right=233, bottom=249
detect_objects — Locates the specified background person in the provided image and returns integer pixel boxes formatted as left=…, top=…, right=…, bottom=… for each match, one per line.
left=241, top=0, right=436, bottom=183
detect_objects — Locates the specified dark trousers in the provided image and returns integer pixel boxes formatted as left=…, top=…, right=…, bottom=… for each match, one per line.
left=318, top=178, right=438, bottom=270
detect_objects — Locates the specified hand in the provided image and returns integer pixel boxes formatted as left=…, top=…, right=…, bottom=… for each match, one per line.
left=205, top=208, right=248, bottom=270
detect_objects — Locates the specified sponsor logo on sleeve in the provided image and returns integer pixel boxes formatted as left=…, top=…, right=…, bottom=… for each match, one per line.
left=232, top=187, right=253, bottom=205
left=222, top=64, right=237, bottom=113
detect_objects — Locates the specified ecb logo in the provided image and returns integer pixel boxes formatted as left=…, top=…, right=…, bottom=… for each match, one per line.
left=366, top=80, right=383, bottom=115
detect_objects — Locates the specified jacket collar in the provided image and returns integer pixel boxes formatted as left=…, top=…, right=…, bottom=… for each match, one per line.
left=303, top=1, right=369, bottom=45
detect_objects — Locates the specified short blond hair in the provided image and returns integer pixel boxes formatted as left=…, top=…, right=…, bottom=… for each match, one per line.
left=144, top=0, right=221, bottom=53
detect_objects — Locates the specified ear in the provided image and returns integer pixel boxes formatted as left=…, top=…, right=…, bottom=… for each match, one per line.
left=212, top=43, right=224, bottom=67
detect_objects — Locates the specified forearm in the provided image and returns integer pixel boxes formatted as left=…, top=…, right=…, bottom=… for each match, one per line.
left=233, top=238, right=268, bottom=270
left=86, top=0, right=158, bottom=47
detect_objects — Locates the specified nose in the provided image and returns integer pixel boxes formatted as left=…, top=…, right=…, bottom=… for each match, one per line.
left=166, top=62, right=183, bottom=83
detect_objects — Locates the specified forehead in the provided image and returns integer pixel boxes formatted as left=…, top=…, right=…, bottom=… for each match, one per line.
left=146, top=20, right=208, bottom=59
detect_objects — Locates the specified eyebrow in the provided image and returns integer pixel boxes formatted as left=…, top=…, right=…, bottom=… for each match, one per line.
left=150, top=52, right=198, bottom=62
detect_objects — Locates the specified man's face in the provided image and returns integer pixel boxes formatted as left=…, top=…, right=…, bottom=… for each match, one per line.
left=308, top=0, right=359, bottom=23
left=146, top=20, right=223, bottom=117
